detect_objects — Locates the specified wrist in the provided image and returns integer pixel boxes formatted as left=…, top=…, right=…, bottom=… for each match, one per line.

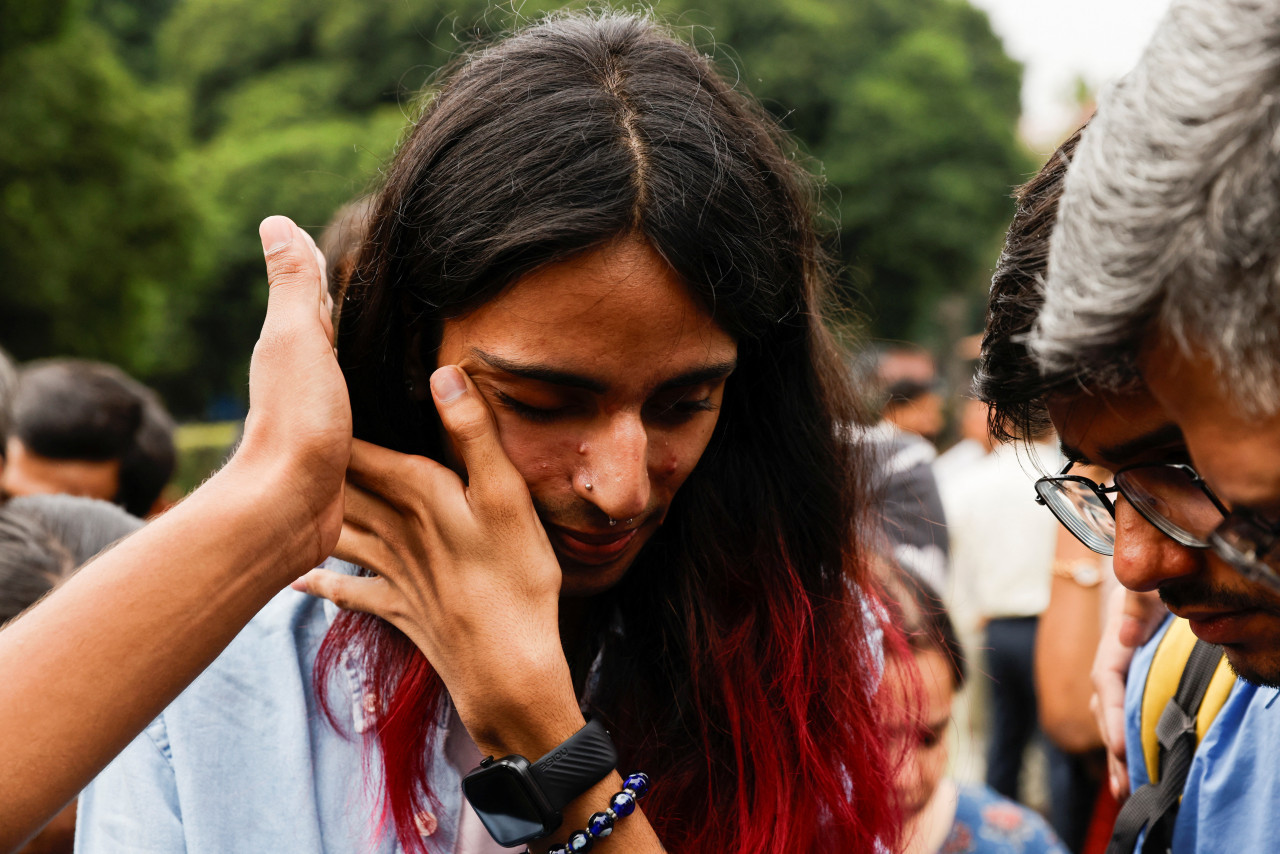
left=200, top=456, right=339, bottom=577
left=452, top=657, right=582, bottom=760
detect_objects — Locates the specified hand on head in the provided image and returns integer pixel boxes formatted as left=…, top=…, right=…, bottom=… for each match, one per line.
left=234, top=216, right=351, bottom=567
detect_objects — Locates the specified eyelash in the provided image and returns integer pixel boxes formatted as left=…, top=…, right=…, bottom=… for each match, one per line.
left=493, top=391, right=717, bottom=424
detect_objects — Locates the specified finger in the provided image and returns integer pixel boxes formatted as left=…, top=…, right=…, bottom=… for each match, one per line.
left=331, top=521, right=395, bottom=578
left=291, top=568, right=398, bottom=617
left=1117, top=589, right=1166, bottom=648
left=346, top=438, right=457, bottom=510
left=259, top=216, right=324, bottom=326
left=342, top=468, right=402, bottom=531
left=430, top=365, right=524, bottom=502
left=1108, top=751, right=1130, bottom=801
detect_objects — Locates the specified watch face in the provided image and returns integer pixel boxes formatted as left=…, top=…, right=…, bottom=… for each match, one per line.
left=463, top=763, right=551, bottom=845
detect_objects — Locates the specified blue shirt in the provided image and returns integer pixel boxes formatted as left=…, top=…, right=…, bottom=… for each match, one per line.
left=942, top=782, right=1067, bottom=853
left=76, top=585, right=464, bottom=853
left=1123, top=617, right=1280, bottom=853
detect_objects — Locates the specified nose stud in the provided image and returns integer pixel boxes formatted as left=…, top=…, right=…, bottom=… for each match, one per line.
left=584, top=483, right=593, bottom=491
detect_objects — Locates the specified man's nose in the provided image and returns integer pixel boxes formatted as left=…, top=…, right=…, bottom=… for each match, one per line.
left=578, top=414, right=650, bottom=521
left=1112, top=497, right=1203, bottom=592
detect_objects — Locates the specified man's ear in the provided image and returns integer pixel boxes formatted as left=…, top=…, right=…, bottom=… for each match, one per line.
left=403, top=320, right=436, bottom=402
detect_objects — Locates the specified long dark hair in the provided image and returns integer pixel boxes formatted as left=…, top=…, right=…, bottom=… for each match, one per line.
left=319, top=12, right=898, bottom=851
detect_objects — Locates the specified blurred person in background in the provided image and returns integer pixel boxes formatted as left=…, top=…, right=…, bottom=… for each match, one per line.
left=881, top=565, right=1068, bottom=854
left=0, top=348, right=15, bottom=480
left=862, top=346, right=951, bottom=590
left=0, top=493, right=143, bottom=854
left=1, top=360, right=175, bottom=518
left=933, top=397, right=995, bottom=486
left=977, top=125, right=1117, bottom=854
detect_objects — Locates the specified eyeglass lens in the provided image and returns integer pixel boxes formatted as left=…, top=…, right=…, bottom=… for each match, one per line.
left=1113, top=466, right=1224, bottom=547
left=1036, top=478, right=1115, bottom=555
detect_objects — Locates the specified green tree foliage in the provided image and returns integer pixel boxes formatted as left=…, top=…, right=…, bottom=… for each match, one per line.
left=0, top=23, right=206, bottom=400
left=2, top=0, right=1030, bottom=415
left=662, top=0, right=1030, bottom=340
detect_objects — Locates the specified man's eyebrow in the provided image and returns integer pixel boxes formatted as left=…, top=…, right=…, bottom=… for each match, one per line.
left=1096, top=423, right=1185, bottom=464
left=1059, top=441, right=1090, bottom=465
left=469, top=349, right=736, bottom=393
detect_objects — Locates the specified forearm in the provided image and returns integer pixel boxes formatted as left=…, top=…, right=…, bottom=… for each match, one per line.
left=1035, top=576, right=1104, bottom=753
left=0, top=457, right=324, bottom=852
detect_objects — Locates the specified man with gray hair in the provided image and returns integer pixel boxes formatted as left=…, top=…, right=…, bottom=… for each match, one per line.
left=980, top=115, right=1280, bottom=853
left=1033, top=0, right=1280, bottom=606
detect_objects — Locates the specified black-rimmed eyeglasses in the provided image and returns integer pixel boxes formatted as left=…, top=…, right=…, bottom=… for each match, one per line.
left=1034, top=461, right=1280, bottom=590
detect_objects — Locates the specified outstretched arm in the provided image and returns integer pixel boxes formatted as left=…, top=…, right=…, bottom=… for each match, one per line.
left=0, top=217, right=350, bottom=853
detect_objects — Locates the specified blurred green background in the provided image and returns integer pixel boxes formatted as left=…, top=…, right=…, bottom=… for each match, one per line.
left=1, top=0, right=1037, bottom=428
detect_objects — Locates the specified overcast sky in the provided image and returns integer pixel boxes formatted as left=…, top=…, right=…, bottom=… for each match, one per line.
left=968, top=0, right=1175, bottom=147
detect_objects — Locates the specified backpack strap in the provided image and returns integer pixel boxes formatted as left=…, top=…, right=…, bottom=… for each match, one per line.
left=1107, top=621, right=1229, bottom=854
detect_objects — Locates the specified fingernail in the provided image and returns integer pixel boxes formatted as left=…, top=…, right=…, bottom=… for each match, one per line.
left=430, top=366, right=467, bottom=403
left=260, top=216, right=293, bottom=255
left=290, top=574, right=310, bottom=593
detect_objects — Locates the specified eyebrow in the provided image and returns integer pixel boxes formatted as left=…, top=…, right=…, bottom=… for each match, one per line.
left=470, top=348, right=737, bottom=394
left=1060, top=422, right=1185, bottom=467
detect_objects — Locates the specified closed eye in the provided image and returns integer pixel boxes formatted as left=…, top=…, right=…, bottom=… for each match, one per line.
left=492, top=390, right=569, bottom=423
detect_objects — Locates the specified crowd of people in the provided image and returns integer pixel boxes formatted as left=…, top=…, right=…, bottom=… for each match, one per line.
left=1, top=1, right=1278, bottom=852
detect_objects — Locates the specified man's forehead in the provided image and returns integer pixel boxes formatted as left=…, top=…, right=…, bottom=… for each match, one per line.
left=1046, top=386, right=1184, bottom=468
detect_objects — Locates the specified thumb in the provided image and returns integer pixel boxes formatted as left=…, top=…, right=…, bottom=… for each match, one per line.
left=430, top=366, right=523, bottom=502
left=259, top=216, right=327, bottom=328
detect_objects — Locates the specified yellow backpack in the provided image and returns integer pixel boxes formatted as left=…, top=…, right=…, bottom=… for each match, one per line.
left=1107, top=618, right=1235, bottom=854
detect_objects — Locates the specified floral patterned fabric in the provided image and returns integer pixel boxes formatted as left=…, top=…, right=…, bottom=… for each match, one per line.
left=940, top=783, right=1069, bottom=854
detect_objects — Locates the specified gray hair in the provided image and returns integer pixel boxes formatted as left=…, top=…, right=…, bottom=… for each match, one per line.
left=1032, top=0, right=1280, bottom=415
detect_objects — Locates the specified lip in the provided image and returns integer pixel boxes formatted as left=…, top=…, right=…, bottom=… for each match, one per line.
left=545, top=524, right=640, bottom=566
left=1176, top=608, right=1260, bottom=645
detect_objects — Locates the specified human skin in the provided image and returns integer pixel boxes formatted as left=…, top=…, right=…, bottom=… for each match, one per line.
left=1143, top=338, right=1280, bottom=544
left=1079, top=340, right=1280, bottom=802
left=886, top=649, right=954, bottom=854
left=1035, top=524, right=1107, bottom=755
left=0, top=439, right=120, bottom=504
left=0, top=216, right=349, bottom=853
left=296, top=235, right=736, bottom=853
left=1047, top=387, right=1280, bottom=685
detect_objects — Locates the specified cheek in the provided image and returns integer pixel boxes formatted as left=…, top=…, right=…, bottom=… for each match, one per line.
left=488, top=417, right=578, bottom=493
left=649, top=424, right=717, bottom=492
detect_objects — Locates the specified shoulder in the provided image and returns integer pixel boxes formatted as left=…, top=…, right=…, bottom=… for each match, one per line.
left=946, top=783, right=1068, bottom=854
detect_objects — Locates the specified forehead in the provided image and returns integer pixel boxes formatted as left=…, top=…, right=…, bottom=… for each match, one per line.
left=1045, top=386, right=1181, bottom=469
left=1143, top=338, right=1280, bottom=510
left=439, top=237, right=737, bottom=382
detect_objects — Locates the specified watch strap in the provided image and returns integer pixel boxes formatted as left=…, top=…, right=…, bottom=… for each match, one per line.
left=529, top=718, right=618, bottom=810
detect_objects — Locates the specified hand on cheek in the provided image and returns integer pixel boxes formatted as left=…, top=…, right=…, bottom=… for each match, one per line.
left=292, top=365, right=581, bottom=752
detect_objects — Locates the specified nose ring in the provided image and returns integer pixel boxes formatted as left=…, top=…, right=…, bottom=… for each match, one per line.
left=608, top=518, right=635, bottom=528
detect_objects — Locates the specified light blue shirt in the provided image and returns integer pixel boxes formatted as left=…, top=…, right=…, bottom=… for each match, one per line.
left=76, top=581, right=464, bottom=853
left=1123, top=617, right=1280, bottom=853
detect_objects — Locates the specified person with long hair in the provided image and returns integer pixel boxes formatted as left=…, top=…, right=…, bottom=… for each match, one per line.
left=78, top=12, right=899, bottom=853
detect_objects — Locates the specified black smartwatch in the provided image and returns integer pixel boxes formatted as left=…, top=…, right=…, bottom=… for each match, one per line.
left=461, top=718, right=618, bottom=847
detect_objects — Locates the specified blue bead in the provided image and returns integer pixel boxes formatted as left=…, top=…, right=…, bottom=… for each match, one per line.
left=623, top=772, right=650, bottom=798
left=609, top=790, right=637, bottom=817
left=587, top=810, right=615, bottom=838
left=566, top=831, right=594, bottom=852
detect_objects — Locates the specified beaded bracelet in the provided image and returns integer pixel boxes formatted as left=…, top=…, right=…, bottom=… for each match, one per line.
left=531, top=772, right=651, bottom=854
